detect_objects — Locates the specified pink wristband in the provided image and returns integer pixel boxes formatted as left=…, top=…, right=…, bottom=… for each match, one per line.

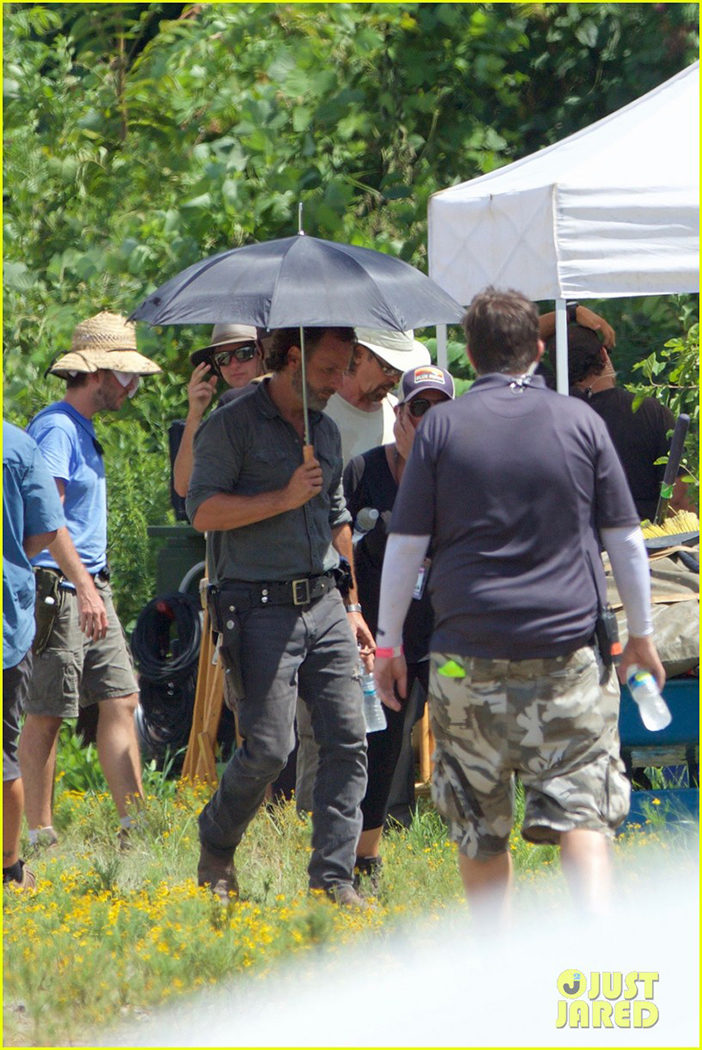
left=375, top=645, right=403, bottom=659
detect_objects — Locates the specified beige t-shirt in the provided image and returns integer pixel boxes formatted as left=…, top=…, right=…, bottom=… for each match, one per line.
left=324, top=393, right=398, bottom=465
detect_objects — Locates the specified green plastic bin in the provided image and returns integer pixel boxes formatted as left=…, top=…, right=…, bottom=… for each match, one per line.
left=147, top=525, right=206, bottom=598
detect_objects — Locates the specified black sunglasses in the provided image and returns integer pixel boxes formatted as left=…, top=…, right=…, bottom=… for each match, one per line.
left=212, top=342, right=259, bottom=369
left=408, top=398, right=435, bottom=418
left=367, top=350, right=402, bottom=380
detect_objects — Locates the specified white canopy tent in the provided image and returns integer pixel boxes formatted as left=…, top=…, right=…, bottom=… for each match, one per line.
left=428, top=62, right=700, bottom=391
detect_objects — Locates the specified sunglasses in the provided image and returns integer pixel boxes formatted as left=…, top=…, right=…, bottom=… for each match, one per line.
left=408, top=398, right=436, bottom=418
left=368, top=350, right=402, bottom=380
left=111, top=371, right=141, bottom=398
left=213, top=342, right=258, bottom=369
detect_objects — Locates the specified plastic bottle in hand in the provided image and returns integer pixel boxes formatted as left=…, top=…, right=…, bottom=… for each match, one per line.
left=352, top=507, right=379, bottom=545
left=359, top=658, right=387, bottom=733
left=626, top=665, right=672, bottom=731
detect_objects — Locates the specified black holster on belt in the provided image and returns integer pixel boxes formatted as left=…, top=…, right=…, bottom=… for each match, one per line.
left=33, top=568, right=62, bottom=655
left=207, top=585, right=245, bottom=707
left=594, top=606, right=621, bottom=668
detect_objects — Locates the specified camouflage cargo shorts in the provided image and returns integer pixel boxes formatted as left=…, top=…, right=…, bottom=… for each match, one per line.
left=429, top=646, right=630, bottom=859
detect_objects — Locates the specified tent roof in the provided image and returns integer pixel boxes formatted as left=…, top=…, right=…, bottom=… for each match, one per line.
left=428, top=62, right=699, bottom=303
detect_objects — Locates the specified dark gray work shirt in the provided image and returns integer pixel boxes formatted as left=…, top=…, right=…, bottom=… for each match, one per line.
left=186, top=378, right=351, bottom=584
left=390, top=373, right=639, bottom=660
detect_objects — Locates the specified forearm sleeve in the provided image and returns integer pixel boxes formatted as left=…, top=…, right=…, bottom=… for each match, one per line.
left=376, top=533, right=431, bottom=648
left=600, top=525, right=652, bottom=637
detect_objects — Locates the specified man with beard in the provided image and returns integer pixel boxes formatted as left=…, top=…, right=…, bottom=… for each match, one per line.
left=187, top=327, right=373, bottom=906
left=291, top=327, right=431, bottom=813
left=19, top=311, right=161, bottom=848
left=324, top=328, right=430, bottom=464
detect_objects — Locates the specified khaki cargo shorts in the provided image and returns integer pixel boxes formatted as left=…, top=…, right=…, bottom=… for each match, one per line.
left=429, top=646, right=630, bottom=858
left=26, top=578, right=138, bottom=718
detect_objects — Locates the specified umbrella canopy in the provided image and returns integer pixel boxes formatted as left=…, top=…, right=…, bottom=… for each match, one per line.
left=130, top=234, right=463, bottom=331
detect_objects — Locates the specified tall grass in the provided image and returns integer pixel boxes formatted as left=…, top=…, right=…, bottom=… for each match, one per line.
left=3, top=734, right=696, bottom=1047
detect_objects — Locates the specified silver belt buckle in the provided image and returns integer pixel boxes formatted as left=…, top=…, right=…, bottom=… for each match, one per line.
left=292, top=578, right=311, bottom=606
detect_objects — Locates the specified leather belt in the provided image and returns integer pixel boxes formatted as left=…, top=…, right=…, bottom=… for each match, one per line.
left=38, top=565, right=110, bottom=584
left=220, top=572, right=337, bottom=609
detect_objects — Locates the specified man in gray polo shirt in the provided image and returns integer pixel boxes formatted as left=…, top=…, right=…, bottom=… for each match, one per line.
left=374, top=287, right=664, bottom=925
left=187, top=326, right=372, bottom=906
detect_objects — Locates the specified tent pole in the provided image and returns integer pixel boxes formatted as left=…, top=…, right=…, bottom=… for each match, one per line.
left=555, top=298, right=568, bottom=395
left=436, top=324, right=448, bottom=369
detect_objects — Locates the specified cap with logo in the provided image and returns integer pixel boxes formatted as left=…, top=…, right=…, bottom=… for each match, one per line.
left=398, top=364, right=455, bottom=403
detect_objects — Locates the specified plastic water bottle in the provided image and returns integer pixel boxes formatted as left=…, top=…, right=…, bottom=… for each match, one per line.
left=352, top=507, right=379, bottom=545
left=360, top=659, right=387, bottom=733
left=626, top=665, right=672, bottom=731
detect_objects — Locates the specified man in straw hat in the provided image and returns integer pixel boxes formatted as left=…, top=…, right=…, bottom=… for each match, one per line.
left=18, top=311, right=161, bottom=848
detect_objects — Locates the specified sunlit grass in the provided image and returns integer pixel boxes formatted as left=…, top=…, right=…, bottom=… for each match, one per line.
left=3, top=769, right=696, bottom=1047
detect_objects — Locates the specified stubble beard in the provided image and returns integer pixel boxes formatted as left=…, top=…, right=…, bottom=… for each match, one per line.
left=292, top=368, right=329, bottom=412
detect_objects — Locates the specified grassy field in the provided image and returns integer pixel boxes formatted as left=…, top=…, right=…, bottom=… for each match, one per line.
left=3, top=738, right=697, bottom=1048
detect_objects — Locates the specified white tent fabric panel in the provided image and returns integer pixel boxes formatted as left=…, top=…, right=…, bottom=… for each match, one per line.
left=428, top=62, right=699, bottom=304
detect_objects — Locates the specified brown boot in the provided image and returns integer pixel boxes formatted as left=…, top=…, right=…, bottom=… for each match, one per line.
left=353, top=855, right=383, bottom=894
left=197, top=844, right=238, bottom=903
left=328, top=882, right=370, bottom=909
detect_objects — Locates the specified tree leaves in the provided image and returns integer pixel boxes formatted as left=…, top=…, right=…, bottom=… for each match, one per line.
left=3, top=2, right=699, bottom=613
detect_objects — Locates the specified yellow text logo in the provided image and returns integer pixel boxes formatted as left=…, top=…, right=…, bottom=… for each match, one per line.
left=555, top=970, right=659, bottom=1028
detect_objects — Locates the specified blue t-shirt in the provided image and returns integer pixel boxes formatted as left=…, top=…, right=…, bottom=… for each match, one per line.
left=27, top=402, right=107, bottom=575
left=3, top=421, right=65, bottom=667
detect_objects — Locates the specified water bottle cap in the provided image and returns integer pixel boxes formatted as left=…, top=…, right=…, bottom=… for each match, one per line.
left=626, top=664, right=652, bottom=687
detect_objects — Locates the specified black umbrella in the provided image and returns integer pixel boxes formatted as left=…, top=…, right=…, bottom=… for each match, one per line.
left=131, top=233, right=463, bottom=446
left=130, top=233, right=463, bottom=331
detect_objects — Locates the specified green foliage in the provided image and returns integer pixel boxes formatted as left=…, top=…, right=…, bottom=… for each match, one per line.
left=53, top=724, right=106, bottom=798
left=4, top=3, right=699, bottom=611
left=99, top=417, right=171, bottom=629
left=421, top=335, right=475, bottom=393
left=629, top=319, right=699, bottom=500
left=54, top=723, right=183, bottom=802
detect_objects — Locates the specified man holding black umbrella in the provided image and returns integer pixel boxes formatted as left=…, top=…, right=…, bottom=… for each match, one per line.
left=187, top=326, right=373, bottom=906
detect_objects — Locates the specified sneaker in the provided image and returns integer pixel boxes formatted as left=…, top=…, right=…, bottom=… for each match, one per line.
left=28, top=827, right=58, bottom=851
left=327, top=882, right=370, bottom=909
left=353, top=855, right=383, bottom=894
left=3, top=860, right=36, bottom=890
left=117, top=827, right=132, bottom=852
left=197, top=844, right=238, bottom=903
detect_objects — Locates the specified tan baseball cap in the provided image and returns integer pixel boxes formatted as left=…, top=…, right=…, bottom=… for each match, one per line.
left=190, top=324, right=259, bottom=367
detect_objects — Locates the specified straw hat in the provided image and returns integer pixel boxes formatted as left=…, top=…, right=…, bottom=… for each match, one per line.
left=190, top=324, right=259, bottom=367
left=47, top=311, right=161, bottom=379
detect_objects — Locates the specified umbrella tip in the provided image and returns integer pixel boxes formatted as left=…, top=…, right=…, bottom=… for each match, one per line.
left=298, top=201, right=305, bottom=235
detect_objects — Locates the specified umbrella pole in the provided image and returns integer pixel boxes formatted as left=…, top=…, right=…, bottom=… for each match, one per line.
left=296, top=206, right=312, bottom=454
left=298, top=324, right=312, bottom=454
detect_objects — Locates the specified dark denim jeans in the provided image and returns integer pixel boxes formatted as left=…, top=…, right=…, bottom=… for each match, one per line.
left=198, top=588, right=367, bottom=890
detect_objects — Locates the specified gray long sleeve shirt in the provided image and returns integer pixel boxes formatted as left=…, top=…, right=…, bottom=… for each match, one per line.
left=186, top=378, right=351, bottom=584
